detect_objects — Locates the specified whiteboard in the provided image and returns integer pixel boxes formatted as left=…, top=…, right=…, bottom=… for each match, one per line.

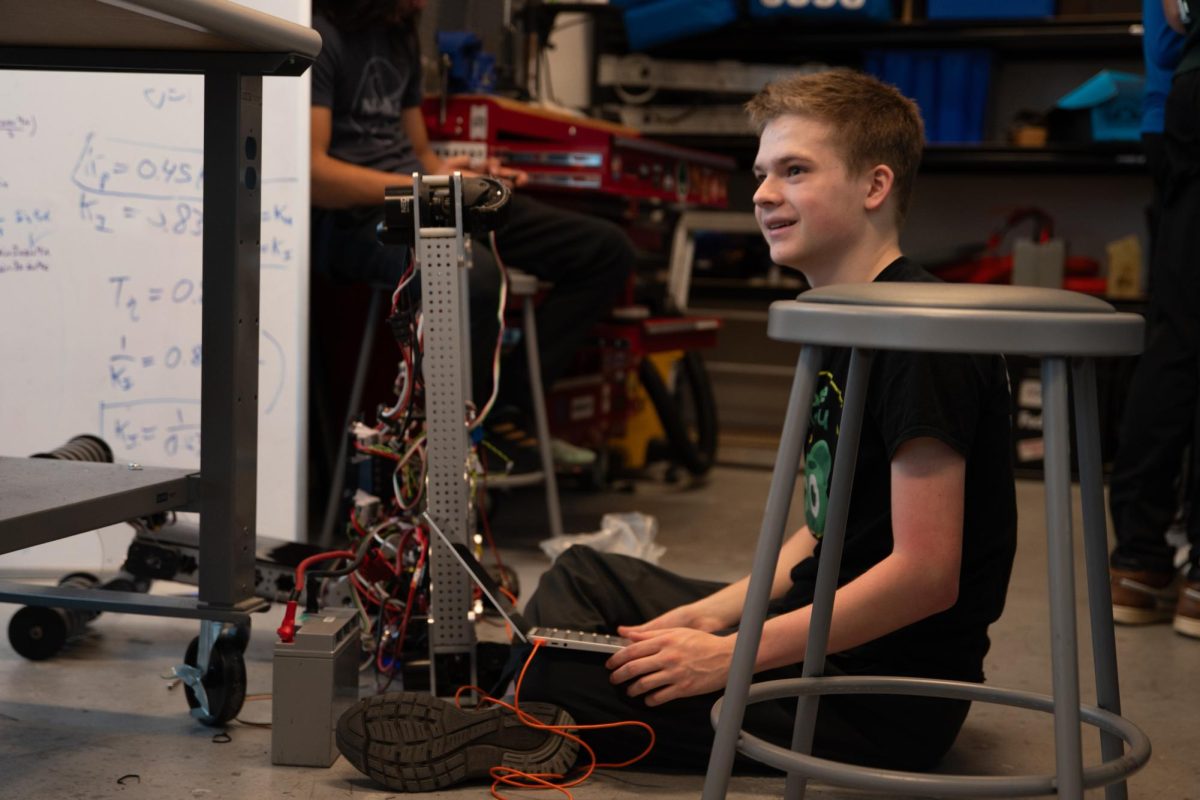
left=0, top=0, right=312, bottom=571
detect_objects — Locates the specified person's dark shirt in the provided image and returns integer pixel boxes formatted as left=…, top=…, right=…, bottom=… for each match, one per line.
left=1176, top=0, right=1200, bottom=74
left=781, top=257, right=1018, bottom=682
left=311, top=11, right=423, bottom=175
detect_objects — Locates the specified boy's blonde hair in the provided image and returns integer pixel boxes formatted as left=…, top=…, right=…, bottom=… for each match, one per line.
left=745, top=68, right=925, bottom=226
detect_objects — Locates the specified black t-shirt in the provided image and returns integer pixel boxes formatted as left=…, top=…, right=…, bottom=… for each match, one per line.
left=781, top=258, right=1017, bottom=681
left=311, top=12, right=423, bottom=175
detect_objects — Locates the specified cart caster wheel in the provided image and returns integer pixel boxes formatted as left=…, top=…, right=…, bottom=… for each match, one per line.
left=8, top=606, right=69, bottom=661
left=182, top=636, right=247, bottom=726
left=220, top=621, right=251, bottom=654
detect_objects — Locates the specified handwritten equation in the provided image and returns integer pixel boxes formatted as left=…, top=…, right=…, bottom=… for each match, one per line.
left=109, top=274, right=201, bottom=322
left=0, top=114, right=37, bottom=139
left=108, top=334, right=202, bottom=392
left=100, top=398, right=201, bottom=460
left=72, top=133, right=203, bottom=201
left=0, top=204, right=52, bottom=274
left=143, top=87, right=192, bottom=111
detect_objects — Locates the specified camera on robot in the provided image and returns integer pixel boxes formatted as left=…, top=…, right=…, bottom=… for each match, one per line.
left=379, top=174, right=511, bottom=245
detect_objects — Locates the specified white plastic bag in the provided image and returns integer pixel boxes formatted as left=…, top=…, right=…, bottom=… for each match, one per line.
left=539, top=512, right=666, bottom=564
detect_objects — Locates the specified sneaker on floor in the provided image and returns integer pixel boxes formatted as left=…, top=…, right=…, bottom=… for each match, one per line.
left=551, top=438, right=596, bottom=467
left=1110, top=566, right=1178, bottom=624
left=336, top=691, right=578, bottom=792
left=483, top=408, right=544, bottom=476
left=1175, top=570, right=1200, bottom=639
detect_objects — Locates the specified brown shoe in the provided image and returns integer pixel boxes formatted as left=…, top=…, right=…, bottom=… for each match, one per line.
left=1110, top=567, right=1178, bottom=624
left=1175, top=579, right=1200, bottom=639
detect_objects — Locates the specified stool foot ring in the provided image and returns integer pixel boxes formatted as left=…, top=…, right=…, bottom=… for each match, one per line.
left=711, top=676, right=1150, bottom=798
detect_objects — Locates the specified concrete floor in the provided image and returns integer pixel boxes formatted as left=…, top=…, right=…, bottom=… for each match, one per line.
left=0, top=469, right=1197, bottom=799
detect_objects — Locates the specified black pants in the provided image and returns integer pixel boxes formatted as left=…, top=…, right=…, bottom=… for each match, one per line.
left=517, top=547, right=971, bottom=772
left=1110, top=70, right=1200, bottom=574
left=311, top=193, right=631, bottom=410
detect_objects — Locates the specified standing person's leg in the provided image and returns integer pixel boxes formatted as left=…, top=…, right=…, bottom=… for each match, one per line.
left=1109, top=71, right=1200, bottom=586
left=484, top=194, right=633, bottom=409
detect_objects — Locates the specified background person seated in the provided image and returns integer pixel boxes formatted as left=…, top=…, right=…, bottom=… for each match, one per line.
left=308, top=0, right=632, bottom=479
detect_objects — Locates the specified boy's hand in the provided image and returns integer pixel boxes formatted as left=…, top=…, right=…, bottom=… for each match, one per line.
left=618, top=604, right=726, bottom=637
left=605, top=628, right=735, bottom=706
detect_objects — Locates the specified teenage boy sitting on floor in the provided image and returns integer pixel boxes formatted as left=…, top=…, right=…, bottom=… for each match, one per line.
left=335, top=68, right=1018, bottom=791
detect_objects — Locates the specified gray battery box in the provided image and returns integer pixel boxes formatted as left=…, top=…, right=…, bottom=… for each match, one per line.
left=271, top=607, right=360, bottom=767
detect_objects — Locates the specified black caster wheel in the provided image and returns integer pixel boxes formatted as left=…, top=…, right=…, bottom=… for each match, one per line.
left=8, top=606, right=69, bottom=661
left=7, top=573, right=102, bottom=661
left=220, top=621, right=251, bottom=654
left=183, top=636, right=247, bottom=726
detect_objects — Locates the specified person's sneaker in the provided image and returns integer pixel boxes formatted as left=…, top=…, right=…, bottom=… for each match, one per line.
left=551, top=437, right=597, bottom=467
left=1110, top=566, right=1178, bottom=624
left=336, top=691, right=578, bottom=792
left=482, top=408, right=544, bottom=476
left=1174, top=572, right=1200, bottom=639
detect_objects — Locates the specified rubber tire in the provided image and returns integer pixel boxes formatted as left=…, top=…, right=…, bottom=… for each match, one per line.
left=183, top=636, right=247, bottom=726
left=639, top=351, right=718, bottom=476
left=7, top=606, right=69, bottom=661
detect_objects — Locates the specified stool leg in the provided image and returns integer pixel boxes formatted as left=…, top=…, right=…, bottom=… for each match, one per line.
left=784, top=348, right=873, bottom=800
left=1072, top=358, right=1128, bottom=800
left=702, top=346, right=823, bottom=800
left=319, top=286, right=385, bottom=548
left=522, top=298, right=564, bottom=539
left=1042, top=357, right=1085, bottom=799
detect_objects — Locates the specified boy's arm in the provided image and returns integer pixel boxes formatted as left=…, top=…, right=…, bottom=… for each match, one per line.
left=752, top=435, right=964, bottom=670
left=310, top=106, right=414, bottom=209
left=620, top=526, right=818, bottom=635
left=608, top=436, right=965, bottom=705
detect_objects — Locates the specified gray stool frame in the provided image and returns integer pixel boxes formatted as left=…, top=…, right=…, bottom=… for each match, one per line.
left=702, top=284, right=1149, bottom=800
left=487, top=268, right=564, bottom=539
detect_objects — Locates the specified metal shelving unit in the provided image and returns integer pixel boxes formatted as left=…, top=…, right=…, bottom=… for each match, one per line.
left=0, top=0, right=321, bottom=718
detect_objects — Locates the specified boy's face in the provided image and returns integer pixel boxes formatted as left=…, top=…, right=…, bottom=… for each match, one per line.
left=752, top=114, right=873, bottom=276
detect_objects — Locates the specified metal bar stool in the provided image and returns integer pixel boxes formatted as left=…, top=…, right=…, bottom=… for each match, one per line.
left=702, top=283, right=1151, bottom=800
left=486, top=268, right=565, bottom=539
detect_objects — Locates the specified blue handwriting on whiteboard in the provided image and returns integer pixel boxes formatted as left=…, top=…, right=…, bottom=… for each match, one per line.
left=110, top=275, right=202, bottom=322
left=107, top=335, right=202, bottom=391
left=0, top=115, right=36, bottom=138
left=71, top=133, right=204, bottom=201
left=143, top=87, right=191, bottom=110
left=100, top=398, right=201, bottom=458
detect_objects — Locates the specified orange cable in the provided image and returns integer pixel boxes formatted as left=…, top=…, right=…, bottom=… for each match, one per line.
left=452, top=640, right=656, bottom=800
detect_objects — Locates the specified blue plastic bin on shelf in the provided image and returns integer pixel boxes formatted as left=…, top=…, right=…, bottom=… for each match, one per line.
left=864, top=49, right=992, bottom=143
left=927, top=0, right=1055, bottom=20
left=1055, top=70, right=1144, bottom=142
left=750, top=0, right=893, bottom=21
left=622, top=0, right=739, bottom=51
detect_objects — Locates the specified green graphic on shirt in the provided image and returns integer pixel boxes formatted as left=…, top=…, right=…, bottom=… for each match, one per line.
left=805, top=439, right=832, bottom=536
left=805, top=370, right=843, bottom=540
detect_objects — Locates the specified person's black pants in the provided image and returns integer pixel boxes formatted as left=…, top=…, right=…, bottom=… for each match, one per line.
left=516, top=546, right=971, bottom=772
left=1110, top=70, right=1200, bottom=574
left=311, top=193, right=631, bottom=412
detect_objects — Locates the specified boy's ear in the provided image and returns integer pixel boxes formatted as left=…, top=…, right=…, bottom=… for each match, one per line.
left=862, top=164, right=895, bottom=213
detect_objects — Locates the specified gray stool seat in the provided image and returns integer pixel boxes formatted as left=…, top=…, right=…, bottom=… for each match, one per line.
left=768, top=283, right=1142, bottom=356
left=702, top=282, right=1148, bottom=800
left=484, top=268, right=564, bottom=539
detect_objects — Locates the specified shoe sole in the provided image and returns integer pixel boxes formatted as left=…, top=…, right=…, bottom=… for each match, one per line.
left=1112, top=605, right=1174, bottom=625
left=336, top=692, right=577, bottom=792
left=1174, top=614, right=1200, bottom=639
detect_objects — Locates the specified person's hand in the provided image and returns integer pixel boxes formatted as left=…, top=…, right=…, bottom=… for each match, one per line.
left=440, top=154, right=479, bottom=175
left=484, top=156, right=529, bottom=188
left=618, top=603, right=727, bottom=637
left=606, top=628, right=735, bottom=706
